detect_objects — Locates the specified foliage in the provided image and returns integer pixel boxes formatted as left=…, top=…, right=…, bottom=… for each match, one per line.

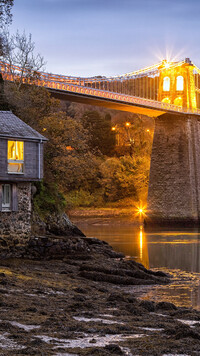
left=100, top=156, right=138, bottom=201
left=112, top=113, right=154, bottom=158
left=100, top=155, right=150, bottom=202
left=41, top=112, right=102, bottom=192
left=1, top=30, right=45, bottom=88
left=81, top=110, right=116, bottom=156
left=0, top=0, right=13, bottom=26
left=4, top=82, right=60, bottom=128
left=64, top=189, right=104, bottom=209
left=33, top=181, right=66, bottom=218
left=0, top=0, right=13, bottom=56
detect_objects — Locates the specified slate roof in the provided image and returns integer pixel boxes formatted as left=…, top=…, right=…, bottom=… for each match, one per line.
left=0, top=111, right=47, bottom=141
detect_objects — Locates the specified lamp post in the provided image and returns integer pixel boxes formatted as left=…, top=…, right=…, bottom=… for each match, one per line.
left=111, top=126, right=120, bottom=146
left=125, top=122, right=134, bottom=157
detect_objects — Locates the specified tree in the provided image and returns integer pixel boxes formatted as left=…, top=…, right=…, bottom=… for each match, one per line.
left=4, top=82, right=60, bottom=128
left=81, top=110, right=116, bottom=156
left=100, top=155, right=150, bottom=202
left=41, top=112, right=101, bottom=193
left=0, top=0, right=13, bottom=55
left=112, top=113, right=154, bottom=158
left=0, top=0, right=13, bottom=26
left=100, top=156, right=138, bottom=202
left=1, top=30, right=45, bottom=88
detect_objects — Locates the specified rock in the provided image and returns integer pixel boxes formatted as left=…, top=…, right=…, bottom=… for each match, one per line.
left=104, top=344, right=124, bottom=354
left=156, top=301, right=177, bottom=311
left=139, top=299, right=155, bottom=312
left=74, top=287, right=87, bottom=294
left=32, top=211, right=85, bottom=237
left=107, top=293, right=127, bottom=302
left=45, top=213, right=85, bottom=237
left=166, top=323, right=200, bottom=339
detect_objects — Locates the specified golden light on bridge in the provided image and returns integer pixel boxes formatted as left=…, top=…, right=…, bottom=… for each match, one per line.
left=111, top=126, right=116, bottom=131
left=163, top=60, right=170, bottom=69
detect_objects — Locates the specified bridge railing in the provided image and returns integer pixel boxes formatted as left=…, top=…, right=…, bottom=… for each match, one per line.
left=1, top=60, right=200, bottom=116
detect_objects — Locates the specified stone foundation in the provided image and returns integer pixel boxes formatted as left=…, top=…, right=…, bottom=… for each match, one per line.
left=147, top=113, right=200, bottom=226
left=0, top=182, right=31, bottom=246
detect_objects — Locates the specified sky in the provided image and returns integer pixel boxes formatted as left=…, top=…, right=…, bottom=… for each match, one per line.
left=9, top=0, right=200, bottom=77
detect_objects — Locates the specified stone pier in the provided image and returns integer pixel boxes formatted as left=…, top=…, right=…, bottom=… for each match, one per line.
left=147, top=113, right=200, bottom=226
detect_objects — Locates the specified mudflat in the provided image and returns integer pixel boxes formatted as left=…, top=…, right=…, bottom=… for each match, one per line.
left=0, top=235, right=199, bottom=355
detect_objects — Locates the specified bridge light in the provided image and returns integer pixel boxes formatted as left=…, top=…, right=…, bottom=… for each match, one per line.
left=146, top=129, right=150, bottom=132
left=125, top=122, right=130, bottom=127
left=163, top=60, right=170, bottom=69
left=111, top=126, right=116, bottom=131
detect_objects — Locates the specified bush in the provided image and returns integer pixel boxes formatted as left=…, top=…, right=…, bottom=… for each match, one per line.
left=33, top=181, right=66, bottom=218
left=100, top=156, right=138, bottom=202
left=64, top=189, right=104, bottom=209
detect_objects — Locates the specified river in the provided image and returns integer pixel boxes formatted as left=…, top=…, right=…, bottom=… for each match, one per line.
left=76, top=221, right=200, bottom=310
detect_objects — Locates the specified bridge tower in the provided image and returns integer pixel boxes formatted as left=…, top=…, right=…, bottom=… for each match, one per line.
left=147, top=59, right=200, bottom=226
left=158, top=58, right=197, bottom=110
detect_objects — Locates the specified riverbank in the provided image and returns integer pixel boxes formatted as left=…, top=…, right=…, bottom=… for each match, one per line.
left=68, top=207, right=143, bottom=225
left=0, top=234, right=200, bottom=355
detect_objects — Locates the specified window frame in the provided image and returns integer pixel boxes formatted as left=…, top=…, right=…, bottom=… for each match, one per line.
left=7, top=140, right=24, bottom=175
left=2, top=184, right=11, bottom=211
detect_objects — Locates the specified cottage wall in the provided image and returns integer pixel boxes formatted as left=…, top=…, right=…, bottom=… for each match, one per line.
left=0, top=139, right=44, bottom=181
left=0, top=182, right=32, bottom=247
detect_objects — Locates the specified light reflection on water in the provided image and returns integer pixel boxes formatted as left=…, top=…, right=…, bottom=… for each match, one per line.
left=77, top=222, right=200, bottom=310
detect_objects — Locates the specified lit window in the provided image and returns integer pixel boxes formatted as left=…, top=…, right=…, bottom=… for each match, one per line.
left=163, top=77, right=170, bottom=91
left=2, top=184, right=11, bottom=211
left=174, top=96, right=183, bottom=107
left=8, top=141, right=24, bottom=174
left=176, top=76, right=184, bottom=91
left=162, top=97, right=171, bottom=104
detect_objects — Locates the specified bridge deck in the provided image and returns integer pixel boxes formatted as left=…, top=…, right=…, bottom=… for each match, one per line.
left=47, top=84, right=200, bottom=118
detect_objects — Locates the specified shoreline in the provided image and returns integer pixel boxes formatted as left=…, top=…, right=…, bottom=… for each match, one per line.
left=68, top=207, right=143, bottom=226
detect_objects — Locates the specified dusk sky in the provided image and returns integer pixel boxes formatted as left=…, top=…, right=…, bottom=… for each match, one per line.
left=10, top=0, right=200, bottom=77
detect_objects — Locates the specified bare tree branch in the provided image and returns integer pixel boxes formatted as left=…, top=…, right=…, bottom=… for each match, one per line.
left=1, top=30, right=46, bottom=88
left=0, top=0, right=13, bottom=27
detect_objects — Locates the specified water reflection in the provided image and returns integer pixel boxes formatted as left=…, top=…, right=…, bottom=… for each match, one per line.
left=139, top=226, right=149, bottom=269
left=78, top=223, right=200, bottom=273
left=76, top=222, right=200, bottom=309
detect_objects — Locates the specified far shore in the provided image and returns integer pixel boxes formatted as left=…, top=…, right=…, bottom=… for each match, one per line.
left=68, top=207, right=144, bottom=225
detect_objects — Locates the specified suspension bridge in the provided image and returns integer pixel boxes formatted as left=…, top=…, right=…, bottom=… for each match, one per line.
left=1, top=58, right=200, bottom=117
left=1, top=58, right=200, bottom=226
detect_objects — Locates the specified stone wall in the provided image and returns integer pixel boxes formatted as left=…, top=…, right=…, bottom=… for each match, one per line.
left=0, top=182, right=31, bottom=247
left=147, top=113, right=200, bottom=226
